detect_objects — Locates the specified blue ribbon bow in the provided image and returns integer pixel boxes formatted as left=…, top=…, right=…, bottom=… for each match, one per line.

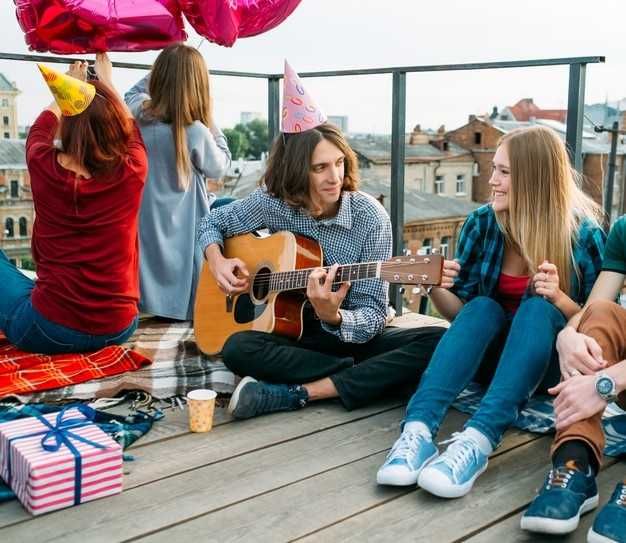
left=5, top=404, right=108, bottom=506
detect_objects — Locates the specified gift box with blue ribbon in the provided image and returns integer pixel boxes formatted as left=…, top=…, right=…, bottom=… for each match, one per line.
left=0, top=404, right=123, bottom=515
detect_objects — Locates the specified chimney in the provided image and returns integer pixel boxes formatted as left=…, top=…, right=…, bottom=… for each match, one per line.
left=490, top=106, right=498, bottom=119
left=409, top=124, right=429, bottom=145
left=621, top=111, right=626, bottom=131
left=468, top=114, right=476, bottom=123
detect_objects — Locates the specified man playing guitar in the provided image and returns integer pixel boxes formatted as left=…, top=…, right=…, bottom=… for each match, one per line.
left=196, top=62, right=446, bottom=419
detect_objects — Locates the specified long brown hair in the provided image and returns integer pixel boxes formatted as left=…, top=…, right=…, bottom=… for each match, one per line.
left=495, top=126, right=602, bottom=293
left=143, top=44, right=212, bottom=191
left=261, top=123, right=359, bottom=210
left=59, top=80, right=133, bottom=177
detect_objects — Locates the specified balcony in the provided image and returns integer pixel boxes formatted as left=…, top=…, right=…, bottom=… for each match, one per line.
left=0, top=52, right=620, bottom=543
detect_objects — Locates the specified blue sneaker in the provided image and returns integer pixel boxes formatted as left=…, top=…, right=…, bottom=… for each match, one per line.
left=417, top=432, right=489, bottom=498
left=588, top=480, right=626, bottom=543
left=228, top=376, right=308, bottom=419
left=376, top=429, right=438, bottom=486
left=520, top=462, right=598, bottom=534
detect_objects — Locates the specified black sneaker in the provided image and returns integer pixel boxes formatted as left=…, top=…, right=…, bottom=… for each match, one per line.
left=228, top=376, right=308, bottom=419
left=588, top=480, right=626, bottom=543
left=521, top=461, right=599, bottom=534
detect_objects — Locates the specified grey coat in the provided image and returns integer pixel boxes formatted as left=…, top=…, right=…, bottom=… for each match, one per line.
left=125, top=76, right=231, bottom=320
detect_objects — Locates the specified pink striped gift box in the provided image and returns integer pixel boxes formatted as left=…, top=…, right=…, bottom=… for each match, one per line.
left=0, top=408, right=123, bottom=515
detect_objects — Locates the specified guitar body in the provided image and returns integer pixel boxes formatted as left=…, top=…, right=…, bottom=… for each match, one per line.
left=194, top=232, right=323, bottom=355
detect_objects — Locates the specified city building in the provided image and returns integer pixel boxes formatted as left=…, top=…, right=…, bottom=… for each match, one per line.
left=0, top=73, right=19, bottom=139
left=240, top=111, right=264, bottom=124
left=327, top=115, right=349, bottom=133
left=348, top=125, right=475, bottom=202
left=0, top=73, right=32, bottom=267
left=0, top=138, right=32, bottom=267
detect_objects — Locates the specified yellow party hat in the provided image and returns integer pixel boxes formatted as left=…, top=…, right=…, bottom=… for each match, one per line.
left=37, top=64, right=96, bottom=117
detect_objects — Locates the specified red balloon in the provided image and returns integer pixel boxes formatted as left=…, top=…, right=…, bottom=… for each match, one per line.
left=14, top=0, right=187, bottom=54
left=180, top=0, right=302, bottom=47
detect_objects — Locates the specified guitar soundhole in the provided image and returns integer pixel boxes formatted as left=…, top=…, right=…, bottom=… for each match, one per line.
left=252, top=266, right=271, bottom=301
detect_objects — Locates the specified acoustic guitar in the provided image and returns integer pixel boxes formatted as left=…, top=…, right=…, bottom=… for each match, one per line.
left=194, top=231, right=443, bottom=355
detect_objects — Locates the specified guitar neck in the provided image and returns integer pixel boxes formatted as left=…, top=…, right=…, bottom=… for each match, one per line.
left=268, top=262, right=381, bottom=292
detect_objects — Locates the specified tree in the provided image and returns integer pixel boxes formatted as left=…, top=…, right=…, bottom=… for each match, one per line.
left=242, top=118, right=269, bottom=159
left=224, top=127, right=249, bottom=160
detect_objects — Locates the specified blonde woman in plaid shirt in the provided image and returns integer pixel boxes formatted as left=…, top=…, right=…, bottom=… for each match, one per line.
left=377, top=126, right=605, bottom=499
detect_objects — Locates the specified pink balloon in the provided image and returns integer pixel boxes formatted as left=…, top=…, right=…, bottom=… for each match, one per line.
left=14, top=0, right=187, bottom=54
left=180, top=0, right=302, bottom=47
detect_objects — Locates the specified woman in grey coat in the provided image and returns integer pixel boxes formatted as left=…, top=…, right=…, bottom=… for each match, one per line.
left=125, top=44, right=231, bottom=320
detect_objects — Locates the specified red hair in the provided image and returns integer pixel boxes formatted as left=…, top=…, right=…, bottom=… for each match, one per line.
left=59, top=80, right=133, bottom=176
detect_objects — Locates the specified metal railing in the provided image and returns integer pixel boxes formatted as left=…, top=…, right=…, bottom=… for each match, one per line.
left=0, top=52, right=605, bottom=309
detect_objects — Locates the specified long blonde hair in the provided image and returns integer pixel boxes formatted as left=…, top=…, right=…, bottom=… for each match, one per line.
left=495, top=126, right=602, bottom=293
left=145, top=44, right=213, bottom=190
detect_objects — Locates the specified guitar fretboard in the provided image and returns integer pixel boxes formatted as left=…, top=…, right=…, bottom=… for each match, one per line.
left=267, top=262, right=380, bottom=292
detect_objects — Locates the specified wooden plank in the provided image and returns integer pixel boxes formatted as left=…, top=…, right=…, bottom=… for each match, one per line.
left=283, top=436, right=554, bottom=543
left=137, top=428, right=539, bottom=543
left=0, top=399, right=402, bottom=529
left=464, top=460, right=624, bottom=543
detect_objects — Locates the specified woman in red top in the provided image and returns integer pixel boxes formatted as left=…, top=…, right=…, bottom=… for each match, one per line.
left=0, top=54, right=148, bottom=354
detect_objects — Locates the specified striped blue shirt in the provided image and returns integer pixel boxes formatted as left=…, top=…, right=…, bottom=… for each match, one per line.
left=197, top=188, right=392, bottom=343
left=451, top=205, right=606, bottom=306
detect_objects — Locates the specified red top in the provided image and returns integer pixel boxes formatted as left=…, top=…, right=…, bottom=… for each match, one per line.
left=496, top=272, right=529, bottom=314
left=26, top=110, right=148, bottom=334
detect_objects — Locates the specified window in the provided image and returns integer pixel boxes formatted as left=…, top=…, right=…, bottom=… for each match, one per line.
left=440, top=236, right=451, bottom=258
left=19, top=217, right=27, bottom=237
left=442, top=141, right=449, bottom=151
left=474, top=132, right=482, bottom=145
left=456, top=174, right=466, bottom=195
left=2, top=116, right=8, bottom=126
left=10, top=180, right=18, bottom=198
left=434, top=175, right=444, bottom=195
left=420, top=238, right=432, bottom=255
left=1, top=99, right=8, bottom=107
left=4, top=218, right=14, bottom=238
left=3, top=132, right=9, bottom=139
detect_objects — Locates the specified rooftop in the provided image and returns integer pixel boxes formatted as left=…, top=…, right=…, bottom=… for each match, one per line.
left=360, top=175, right=481, bottom=222
left=0, top=139, right=26, bottom=169
left=0, top=73, right=18, bottom=92
left=348, top=134, right=472, bottom=164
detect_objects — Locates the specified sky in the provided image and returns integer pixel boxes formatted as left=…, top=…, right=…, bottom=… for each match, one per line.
left=0, top=0, right=623, bottom=134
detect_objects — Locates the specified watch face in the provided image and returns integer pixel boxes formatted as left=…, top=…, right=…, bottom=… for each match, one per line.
left=597, top=377, right=614, bottom=395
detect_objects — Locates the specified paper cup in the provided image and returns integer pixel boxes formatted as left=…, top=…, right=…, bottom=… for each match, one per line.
left=186, top=389, right=217, bottom=432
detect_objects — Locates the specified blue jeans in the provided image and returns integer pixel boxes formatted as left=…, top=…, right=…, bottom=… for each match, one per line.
left=404, top=295, right=565, bottom=448
left=0, top=250, right=137, bottom=354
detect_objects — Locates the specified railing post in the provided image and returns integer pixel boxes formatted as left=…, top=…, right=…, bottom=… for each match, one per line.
left=565, top=63, right=586, bottom=172
left=267, top=77, right=281, bottom=149
left=390, top=71, right=406, bottom=313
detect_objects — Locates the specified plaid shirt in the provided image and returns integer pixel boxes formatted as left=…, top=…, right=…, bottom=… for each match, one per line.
left=451, top=205, right=606, bottom=306
left=197, top=188, right=392, bottom=343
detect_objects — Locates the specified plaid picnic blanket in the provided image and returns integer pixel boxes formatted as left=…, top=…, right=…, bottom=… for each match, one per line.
left=9, top=320, right=236, bottom=403
left=452, top=382, right=626, bottom=458
left=0, top=333, right=151, bottom=399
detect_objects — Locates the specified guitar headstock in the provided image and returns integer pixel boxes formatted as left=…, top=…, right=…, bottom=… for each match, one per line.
left=380, top=254, right=443, bottom=285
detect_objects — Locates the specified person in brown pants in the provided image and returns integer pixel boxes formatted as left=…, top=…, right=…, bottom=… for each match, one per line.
left=521, top=216, right=626, bottom=543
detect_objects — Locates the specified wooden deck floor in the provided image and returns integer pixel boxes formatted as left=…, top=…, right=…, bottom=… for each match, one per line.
left=0, top=316, right=622, bottom=542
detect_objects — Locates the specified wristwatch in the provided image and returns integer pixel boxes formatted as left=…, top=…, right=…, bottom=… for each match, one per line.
left=595, top=373, right=618, bottom=403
